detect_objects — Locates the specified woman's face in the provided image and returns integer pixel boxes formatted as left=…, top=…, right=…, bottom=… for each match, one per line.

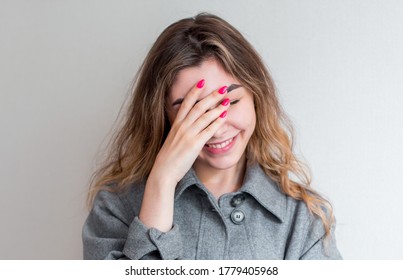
left=166, top=59, right=256, bottom=171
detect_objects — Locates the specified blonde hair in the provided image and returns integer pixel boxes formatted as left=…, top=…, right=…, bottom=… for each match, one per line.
left=88, top=13, right=334, bottom=237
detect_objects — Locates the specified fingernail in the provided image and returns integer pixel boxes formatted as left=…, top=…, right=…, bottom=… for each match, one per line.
left=218, top=86, right=228, bottom=94
left=197, top=79, right=205, bottom=88
left=220, top=111, right=227, bottom=118
left=221, top=98, right=230, bottom=106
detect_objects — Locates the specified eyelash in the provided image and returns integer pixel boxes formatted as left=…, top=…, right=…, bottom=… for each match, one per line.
left=173, top=99, right=240, bottom=108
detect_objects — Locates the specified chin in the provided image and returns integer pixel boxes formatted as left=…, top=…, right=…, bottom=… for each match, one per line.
left=196, top=154, right=243, bottom=171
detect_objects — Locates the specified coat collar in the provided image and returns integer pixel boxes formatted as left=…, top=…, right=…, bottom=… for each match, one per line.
left=174, top=162, right=286, bottom=223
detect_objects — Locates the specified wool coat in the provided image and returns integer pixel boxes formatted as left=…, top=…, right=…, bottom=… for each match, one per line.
left=82, top=163, right=342, bottom=259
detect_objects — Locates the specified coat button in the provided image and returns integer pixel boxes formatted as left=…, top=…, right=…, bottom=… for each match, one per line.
left=230, top=209, right=245, bottom=225
left=231, top=194, right=246, bottom=207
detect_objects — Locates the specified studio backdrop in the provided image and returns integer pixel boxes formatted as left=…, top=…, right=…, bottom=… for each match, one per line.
left=1, top=0, right=402, bottom=259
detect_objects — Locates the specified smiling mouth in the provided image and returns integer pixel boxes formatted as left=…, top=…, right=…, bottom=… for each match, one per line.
left=206, top=137, right=234, bottom=149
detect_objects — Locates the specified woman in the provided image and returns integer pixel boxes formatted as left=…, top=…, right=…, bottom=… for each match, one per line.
left=83, top=13, right=342, bottom=260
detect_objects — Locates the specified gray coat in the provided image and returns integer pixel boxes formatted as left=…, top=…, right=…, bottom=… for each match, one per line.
left=82, top=163, right=342, bottom=259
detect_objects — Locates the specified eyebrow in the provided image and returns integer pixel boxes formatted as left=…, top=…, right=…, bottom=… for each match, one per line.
left=171, top=84, right=242, bottom=106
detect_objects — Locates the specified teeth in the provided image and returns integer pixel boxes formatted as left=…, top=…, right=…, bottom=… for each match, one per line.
left=207, top=137, right=233, bottom=149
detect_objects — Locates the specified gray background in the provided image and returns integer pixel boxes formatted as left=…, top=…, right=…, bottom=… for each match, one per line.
left=1, top=0, right=402, bottom=259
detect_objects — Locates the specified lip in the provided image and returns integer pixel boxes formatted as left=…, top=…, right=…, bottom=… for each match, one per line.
left=203, top=134, right=238, bottom=155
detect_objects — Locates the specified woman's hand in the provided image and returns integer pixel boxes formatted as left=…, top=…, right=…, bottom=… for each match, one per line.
left=139, top=80, right=229, bottom=232
left=152, top=79, right=229, bottom=185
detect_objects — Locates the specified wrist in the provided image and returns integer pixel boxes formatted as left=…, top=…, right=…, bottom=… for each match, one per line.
left=148, top=165, right=179, bottom=189
left=140, top=171, right=176, bottom=233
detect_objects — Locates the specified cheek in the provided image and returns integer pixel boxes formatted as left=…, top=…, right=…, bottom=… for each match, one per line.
left=228, top=103, right=256, bottom=132
left=166, top=109, right=177, bottom=125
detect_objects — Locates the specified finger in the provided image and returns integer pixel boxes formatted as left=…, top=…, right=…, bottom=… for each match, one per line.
left=183, top=85, right=228, bottom=127
left=174, top=79, right=205, bottom=122
left=190, top=98, right=229, bottom=137
left=197, top=109, right=228, bottom=144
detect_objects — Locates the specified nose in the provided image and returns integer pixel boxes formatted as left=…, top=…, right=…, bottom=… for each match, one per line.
left=211, top=118, right=229, bottom=140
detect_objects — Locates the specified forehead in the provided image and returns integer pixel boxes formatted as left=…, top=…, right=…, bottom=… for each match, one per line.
left=168, top=59, right=240, bottom=101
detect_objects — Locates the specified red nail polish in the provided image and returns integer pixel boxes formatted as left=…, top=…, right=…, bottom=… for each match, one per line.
left=220, top=111, right=227, bottom=118
left=221, top=98, right=230, bottom=106
left=218, top=86, right=228, bottom=94
left=197, top=79, right=205, bottom=88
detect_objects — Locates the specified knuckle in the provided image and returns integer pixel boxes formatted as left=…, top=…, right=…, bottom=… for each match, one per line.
left=185, top=87, right=201, bottom=100
left=175, top=123, right=187, bottom=136
left=180, top=98, right=193, bottom=110
left=191, top=102, right=206, bottom=115
left=203, top=124, right=216, bottom=135
left=205, top=118, right=221, bottom=132
left=198, top=114, right=210, bottom=124
left=179, top=92, right=198, bottom=109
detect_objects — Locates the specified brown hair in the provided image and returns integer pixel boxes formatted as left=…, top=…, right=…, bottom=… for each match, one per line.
left=88, top=13, right=334, bottom=237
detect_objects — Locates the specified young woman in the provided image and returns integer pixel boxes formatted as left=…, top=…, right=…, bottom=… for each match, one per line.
left=83, top=13, right=342, bottom=260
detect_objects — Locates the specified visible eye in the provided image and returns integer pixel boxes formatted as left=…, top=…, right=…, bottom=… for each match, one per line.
left=230, top=100, right=240, bottom=105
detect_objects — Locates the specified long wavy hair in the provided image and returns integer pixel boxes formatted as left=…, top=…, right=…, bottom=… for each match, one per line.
left=88, top=13, right=334, bottom=238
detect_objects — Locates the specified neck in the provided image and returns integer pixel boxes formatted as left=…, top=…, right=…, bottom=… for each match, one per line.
left=193, top=155, right=247, bottom=199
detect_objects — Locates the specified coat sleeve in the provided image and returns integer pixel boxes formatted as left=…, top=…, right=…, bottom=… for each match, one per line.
left=284, top=200, right=342, bottom=260
left=299, top=219, right=342, bottom=260
left=82, top=190, right=183, bottom=260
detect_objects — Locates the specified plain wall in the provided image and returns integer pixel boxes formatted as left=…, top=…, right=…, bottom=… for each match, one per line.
left=1, top=0, right=402, bottom=259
